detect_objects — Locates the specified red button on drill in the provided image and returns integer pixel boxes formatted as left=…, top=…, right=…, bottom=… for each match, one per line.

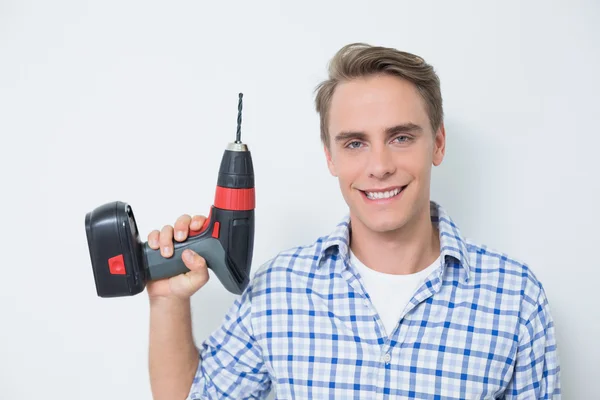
left=108, top=254, right=126, bottom=275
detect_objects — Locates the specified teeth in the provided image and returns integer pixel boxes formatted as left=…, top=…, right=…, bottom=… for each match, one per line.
left=365, top=187, right=402, bottom=200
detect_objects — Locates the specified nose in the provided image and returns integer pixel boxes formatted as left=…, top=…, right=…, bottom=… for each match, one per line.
left=366, top=144, right=396, bottom=180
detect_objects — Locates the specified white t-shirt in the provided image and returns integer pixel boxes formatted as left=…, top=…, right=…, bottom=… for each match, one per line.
left=350, top=250, right=441, bottom=336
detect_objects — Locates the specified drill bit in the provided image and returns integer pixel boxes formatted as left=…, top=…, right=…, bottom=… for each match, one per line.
left=236, top=93, right=243, bottom=143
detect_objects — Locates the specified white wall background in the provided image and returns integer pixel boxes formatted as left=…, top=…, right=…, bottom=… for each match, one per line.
left=1, top=1, right=598, bottom=398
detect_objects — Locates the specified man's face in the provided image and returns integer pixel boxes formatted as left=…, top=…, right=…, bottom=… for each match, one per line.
left=324, top=74, right=445, bottom=234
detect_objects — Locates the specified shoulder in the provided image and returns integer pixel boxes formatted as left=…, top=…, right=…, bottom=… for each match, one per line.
left=247, top=215, right=350, bottom=296
left=247, top=234, right=332, bottom=295
left=463, top=237, right=547, bottom=313
left=434, top=200, right=542, bottom=301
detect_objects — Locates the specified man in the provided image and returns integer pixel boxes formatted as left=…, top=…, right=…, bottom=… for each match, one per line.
left=146, top=43, right=561, bottom=399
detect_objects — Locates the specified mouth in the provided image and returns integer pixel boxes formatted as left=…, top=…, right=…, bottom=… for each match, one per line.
left=359, top=185, right=407, bottom=202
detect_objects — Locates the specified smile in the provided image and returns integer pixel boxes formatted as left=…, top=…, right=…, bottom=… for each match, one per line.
left=361, top=186, right=406, bottom=200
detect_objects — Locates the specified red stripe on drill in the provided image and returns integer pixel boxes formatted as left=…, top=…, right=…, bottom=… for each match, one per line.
left=188, top=188, right=254, bottom=238
left=215, top=186, right=255, bottom=211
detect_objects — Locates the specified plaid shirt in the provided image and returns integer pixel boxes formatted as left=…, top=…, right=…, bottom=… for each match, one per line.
left=187, top=201, right=561, bottom=399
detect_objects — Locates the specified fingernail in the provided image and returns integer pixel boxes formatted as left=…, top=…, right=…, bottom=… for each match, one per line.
left=183, top=250, right=193, bottom=261
left=176, top=231, right=185, bottom=241
left=163, top=247, right=171, bottom=256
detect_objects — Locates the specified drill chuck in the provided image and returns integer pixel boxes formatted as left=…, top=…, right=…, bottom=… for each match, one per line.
left=218, top=142, right=255, bottom=189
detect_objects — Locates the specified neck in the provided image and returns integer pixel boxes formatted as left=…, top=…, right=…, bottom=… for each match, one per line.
left=349, top=203, right=440, bottom=275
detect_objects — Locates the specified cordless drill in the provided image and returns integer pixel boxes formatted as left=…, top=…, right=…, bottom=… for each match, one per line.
left=84, top=93, right=255, bottom=297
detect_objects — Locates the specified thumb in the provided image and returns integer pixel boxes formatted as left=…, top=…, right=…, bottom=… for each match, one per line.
left=169, top=265, right=209, bottom=299
left=183, top=267, right=210, bottom=292
left=180, top=250, right=209, bottom=286
left=182, top=249, right=207, bottom=271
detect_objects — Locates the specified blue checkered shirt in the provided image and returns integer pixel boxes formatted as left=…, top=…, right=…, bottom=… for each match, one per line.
left=187, top=201, right=561, bottom=399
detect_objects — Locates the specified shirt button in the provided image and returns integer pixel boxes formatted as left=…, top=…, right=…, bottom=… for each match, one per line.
left=382, top=353, right=391, bottom=363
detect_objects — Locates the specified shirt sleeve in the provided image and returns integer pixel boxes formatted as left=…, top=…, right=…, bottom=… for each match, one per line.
left=504, top=283, right=561, bottom=399
left=185, top=282, right=272, bottom=399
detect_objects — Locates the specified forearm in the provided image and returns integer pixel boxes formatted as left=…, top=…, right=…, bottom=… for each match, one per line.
left=149, top=297, right=200, bottom=400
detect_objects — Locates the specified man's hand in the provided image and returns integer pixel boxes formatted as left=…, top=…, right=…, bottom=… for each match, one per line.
left=146, top=214, right=210, bottom=300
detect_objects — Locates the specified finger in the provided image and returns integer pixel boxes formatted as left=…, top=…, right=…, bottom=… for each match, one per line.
left=171, top=267, right=210, bottom=298
left=182, top=251, right=210, bottom=290
left=174, top=214, right=192, bottom=242
left=184, top=267, right=210, bottom=292
left=182, top=249, right=207, bottom=272
left=147, top=230, right=160, bottom=249
left=190, top=214, right=207, bottom=231
left=159, top=225, right=174, bottom=257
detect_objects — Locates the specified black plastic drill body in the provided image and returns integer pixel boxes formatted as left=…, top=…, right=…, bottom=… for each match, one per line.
left=143, top=146, right=255, bottom=295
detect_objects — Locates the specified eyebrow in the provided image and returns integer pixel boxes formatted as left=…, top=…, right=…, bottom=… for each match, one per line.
left=333, top=123, right=423, bottom=143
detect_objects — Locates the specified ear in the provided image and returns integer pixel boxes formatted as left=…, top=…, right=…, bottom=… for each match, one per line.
left=324, top=144, right=338, bottom=177
left=432, top=122, right=446, bottom=166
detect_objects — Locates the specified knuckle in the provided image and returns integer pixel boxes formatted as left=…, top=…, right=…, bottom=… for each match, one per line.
left=147, top=230, right=160, bottom=248
left=175, top=219, right=189, bottom=231
left=160, top=225, right=173, bottom=238
left=159, top=227, right=172, bottom=243
left=191, top=215, right=206, bottom=228
left=178, top=213, right=191, bottom=222
left=174, top=218, right=190, bottom=241
left=175, top=215, right=188, bottom=227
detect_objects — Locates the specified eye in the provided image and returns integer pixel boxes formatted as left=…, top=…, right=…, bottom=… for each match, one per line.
left=393, top=135, right=411, bottom=144
left=346, top=141, right=363, bottom=149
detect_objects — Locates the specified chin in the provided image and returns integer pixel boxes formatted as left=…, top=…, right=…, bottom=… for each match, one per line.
left=364, top=213, right=409, bottom=233
left=348, top=184, right=419, bottom=234
left=350, top=205, right=411, bottom=234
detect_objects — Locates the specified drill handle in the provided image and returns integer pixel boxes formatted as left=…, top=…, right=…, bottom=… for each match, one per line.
left=144, top=206, right=253, bottom=295
left=144, top=235, right=224, bottom=280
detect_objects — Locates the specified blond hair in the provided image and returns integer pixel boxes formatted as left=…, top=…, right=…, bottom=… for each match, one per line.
left=314, top=43, right=443, bottom=148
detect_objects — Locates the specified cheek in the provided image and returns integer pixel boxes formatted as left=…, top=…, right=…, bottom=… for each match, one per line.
left=399, top=146, right=433, bottom=178
left=336, top=157, right=364, bottom=184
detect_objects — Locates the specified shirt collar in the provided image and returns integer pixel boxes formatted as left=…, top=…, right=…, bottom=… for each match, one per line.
left=316, top=201, right=471, bottom=281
